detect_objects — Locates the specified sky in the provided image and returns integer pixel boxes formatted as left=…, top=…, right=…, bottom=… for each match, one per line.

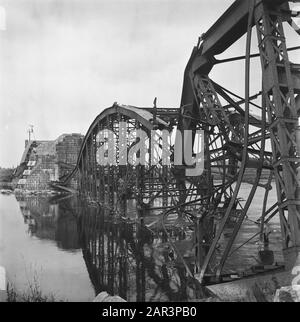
left=0, top=0, right=299, bottom=167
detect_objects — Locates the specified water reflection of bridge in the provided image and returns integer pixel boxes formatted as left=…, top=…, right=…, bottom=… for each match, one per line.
left=15, top=194, right=205, bottom=301
left=16, top=194, right=80, bottom=251
left=15, top=193, right=284, bottom=300
left=77, top=204, right=205, bottom=302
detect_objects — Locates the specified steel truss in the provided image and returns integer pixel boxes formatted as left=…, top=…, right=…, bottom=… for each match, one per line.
left=58, top=0, right=300, bottom=285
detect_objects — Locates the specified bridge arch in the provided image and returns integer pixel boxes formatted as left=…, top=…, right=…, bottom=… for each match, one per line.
left=54, top=1, right=300, bottom=286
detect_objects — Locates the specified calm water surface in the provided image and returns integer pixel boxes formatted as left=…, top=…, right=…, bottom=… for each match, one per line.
left=0, top=183, right=283, bottom=302
left=0, top=194, right=94, bottom=301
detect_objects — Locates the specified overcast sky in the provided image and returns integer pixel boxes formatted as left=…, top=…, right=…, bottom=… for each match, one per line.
left=0, top=0, right=299, bottom=167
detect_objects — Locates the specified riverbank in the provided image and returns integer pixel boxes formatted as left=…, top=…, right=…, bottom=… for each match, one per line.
left=0, top=181, right=68, bottom=198
left=6, top=281, right=63, bottom=302
left=0, top=184, right=286, bottom=302
left=0, top=182, right=14, bottom=190
left=0, top=188, right=14, bottom=195
left=14, top=188, right=67, bottom=197
left=0, top=194, right=95, bottom=301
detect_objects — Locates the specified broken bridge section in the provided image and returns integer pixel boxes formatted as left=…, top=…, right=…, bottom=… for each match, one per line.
left=14, top=133, right=84, bottom=191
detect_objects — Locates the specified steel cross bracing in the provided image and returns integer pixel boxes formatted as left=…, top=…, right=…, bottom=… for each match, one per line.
left=55, top=0, right=300, bottom=285
left=77, top=204, right=205, bottom=301
left=255, top=1, right=300, bottom=254
left=182, top=0, right=299, bottom=283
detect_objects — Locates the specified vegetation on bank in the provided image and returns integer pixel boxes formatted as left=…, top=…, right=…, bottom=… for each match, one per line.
left=6, top=280, right=64, bottom=302
left=0, top=167, right=15, bottom=183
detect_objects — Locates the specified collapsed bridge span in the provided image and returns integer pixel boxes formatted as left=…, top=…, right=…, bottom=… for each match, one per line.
left=53, top=0, right=300, bottom=287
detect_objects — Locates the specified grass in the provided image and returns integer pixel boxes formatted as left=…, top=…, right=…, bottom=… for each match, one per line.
left=0, top=167, right=15, bottom=183
left=6, top=277, right=63, bottom=302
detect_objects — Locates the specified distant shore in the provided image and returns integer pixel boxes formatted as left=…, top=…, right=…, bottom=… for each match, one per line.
left=0, top=182, right=14, bottom=190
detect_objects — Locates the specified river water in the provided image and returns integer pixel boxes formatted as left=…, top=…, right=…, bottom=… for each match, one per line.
left=0, top=183, right=283, bottom=302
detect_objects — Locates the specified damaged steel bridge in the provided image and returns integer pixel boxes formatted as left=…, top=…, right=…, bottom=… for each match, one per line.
left=54, top=0, right=300, bottom=289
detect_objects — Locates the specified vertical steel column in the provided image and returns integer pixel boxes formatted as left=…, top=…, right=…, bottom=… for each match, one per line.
left=79, top=159, right=84, bottom=194
left=91, top=132, right=97, bottom=199
left=84, top=146, right=89, bottom=196
left=107, top=222, right=114, bottom=294
left=135, top=121, right=144, bottom=218
left=85, top=139, right=91, bottom=197
left=99, top=121, right=105, bottom=204
left=119, top=115, right=128, bottom=216
left=255, top=1, right=300, bottom=268
left=162, top=165, right=168, bottom=207
left=88, top=138, right=94, bottom=198
left=106, top=115, right=114, bottom=212
left=95, top=122, right=100, bottom=202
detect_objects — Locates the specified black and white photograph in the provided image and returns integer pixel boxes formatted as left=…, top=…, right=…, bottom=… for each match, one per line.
left=0, top=0, right=300, bottom=306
